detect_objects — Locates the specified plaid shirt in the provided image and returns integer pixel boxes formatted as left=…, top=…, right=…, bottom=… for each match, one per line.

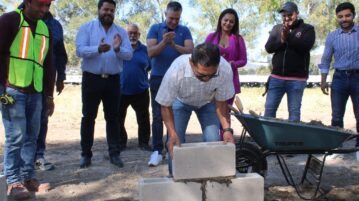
left=156, top=54, right=234, bottom=107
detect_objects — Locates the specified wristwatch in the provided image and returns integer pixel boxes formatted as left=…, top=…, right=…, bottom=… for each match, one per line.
left=223, top=128, right=233, bottom=134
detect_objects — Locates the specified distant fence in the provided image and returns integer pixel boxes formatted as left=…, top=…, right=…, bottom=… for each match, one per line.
left=65, top=75, right=326, bottom=88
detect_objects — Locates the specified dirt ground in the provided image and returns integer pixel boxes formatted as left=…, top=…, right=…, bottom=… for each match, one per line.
left=0, top=85, right=358, bottom=201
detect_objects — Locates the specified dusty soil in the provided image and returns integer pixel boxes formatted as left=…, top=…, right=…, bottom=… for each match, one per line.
left=0, top=85, right=358, bottom=201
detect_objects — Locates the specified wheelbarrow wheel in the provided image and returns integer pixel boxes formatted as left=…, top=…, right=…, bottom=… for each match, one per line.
left=235, top=142, right=267, bottom=177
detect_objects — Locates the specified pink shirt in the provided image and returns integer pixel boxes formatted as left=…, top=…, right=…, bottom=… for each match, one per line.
left=205, top=32, right=247, bottom=93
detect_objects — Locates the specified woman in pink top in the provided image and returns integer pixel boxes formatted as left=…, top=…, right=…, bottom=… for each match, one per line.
left=205, top=8, right=247, bottom=138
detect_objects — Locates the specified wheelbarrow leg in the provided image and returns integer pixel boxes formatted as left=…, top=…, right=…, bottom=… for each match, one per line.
left=276, top=154, right=327, bottom=200
left=300, top=154, right=328, bottom=199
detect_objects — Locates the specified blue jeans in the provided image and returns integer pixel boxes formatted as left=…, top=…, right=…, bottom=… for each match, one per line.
left=168, top=99, right=220, bottom=174
left=150, top=76, right=164, bottom=153
left=264, top=77, right=307, bottom=121
left=35, top=94, right=49, bottom=160
left=331, top=71, right=359, bottom=147
left=1, top=87, right=42, bottom=184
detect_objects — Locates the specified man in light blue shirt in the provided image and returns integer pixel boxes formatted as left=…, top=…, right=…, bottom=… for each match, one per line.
left=146, top=1, right=194, bottom=166
left=319, top=2, right=359, bottom=160
left=76, top=0, right=132, bottom=168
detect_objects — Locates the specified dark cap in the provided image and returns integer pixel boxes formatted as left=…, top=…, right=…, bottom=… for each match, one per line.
left=278, top=2, right=298, bottom=14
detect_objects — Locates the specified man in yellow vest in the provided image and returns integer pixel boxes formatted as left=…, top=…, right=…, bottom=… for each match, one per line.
left=0, top=0, right=55, bottom=200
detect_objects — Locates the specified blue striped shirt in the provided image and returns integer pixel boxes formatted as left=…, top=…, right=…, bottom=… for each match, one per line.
left=319, top=25, right=359, bottom=74
left=76, top=18, right=132, bottom=74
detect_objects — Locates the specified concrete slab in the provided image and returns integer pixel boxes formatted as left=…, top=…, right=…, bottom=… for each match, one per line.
left=206, top=173, right=264, bottom=201
left=139, top=177, right=202, bottom=201
left=173, top=141, right=236, bottom=180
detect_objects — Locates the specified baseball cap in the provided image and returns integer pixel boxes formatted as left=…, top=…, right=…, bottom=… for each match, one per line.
left=278, top=2, right=298, bottom=14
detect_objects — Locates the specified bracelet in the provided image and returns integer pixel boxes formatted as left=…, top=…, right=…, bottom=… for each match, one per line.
left=223, top=128, right=233, bottom=134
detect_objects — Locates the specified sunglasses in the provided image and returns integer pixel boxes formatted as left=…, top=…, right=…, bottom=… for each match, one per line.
left=193, top=68, right=219, bottom=81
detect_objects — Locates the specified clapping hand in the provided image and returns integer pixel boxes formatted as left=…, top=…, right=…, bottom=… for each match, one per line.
left=98, top=38, right=111, bottom=53
left=113, top=33, right=122, bottom=52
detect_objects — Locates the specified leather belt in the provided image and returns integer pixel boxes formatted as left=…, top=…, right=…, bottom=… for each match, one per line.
left=335, top=69, right=359, bottom=74
left=83, top=71, right=117, bottom=79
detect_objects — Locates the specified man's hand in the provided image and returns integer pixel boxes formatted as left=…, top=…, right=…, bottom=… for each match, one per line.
left=320, top=80, right=329, bottom=95
left=162, top=32, right=175, bottom=44
left=223, top=131, right=235, bottom=144
left=56, top=80, right=64, bottom=95
left=167, top=134, right=181, bottom=159
left=113, top=33, right=122, bottom=52
left=281, top=23, right=289, bottom=43
left=46, top=97, right=55, bottom=116
left=98, top=38, right=111, bottom=53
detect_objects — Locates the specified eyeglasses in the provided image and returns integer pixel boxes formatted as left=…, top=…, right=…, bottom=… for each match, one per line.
left=192, top=67, right=219, bottom=81
left=128, top=32, right=139, bottom=36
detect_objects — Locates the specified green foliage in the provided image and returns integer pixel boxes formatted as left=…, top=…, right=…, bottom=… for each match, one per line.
left=2, top=0, right=359, bottom=74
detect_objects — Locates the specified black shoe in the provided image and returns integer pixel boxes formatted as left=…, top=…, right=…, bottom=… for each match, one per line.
left=119, top=145, right=127, bottom=152
left=139, top=144, right=152, bottom=152
left=110, top=155, right=124, bottom=168
left=80, top=156, right=91, bottom=168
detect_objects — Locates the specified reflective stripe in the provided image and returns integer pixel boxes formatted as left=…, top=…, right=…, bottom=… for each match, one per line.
left=20, top=27, right=30, bottom=58
left=39, top=35, right=46, bottom=62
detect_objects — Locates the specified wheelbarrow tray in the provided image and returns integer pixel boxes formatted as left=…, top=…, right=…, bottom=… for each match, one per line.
left=234, top=113, right=352, bottom=151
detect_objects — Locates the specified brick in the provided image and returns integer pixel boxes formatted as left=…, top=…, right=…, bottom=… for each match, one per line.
left=0, top=175, right=7, bottom=201
left=139, top=177, right=202, bottom=201
left=173, top=141, right=235, bottom=180
left=206, top=173, right=264, bottom=201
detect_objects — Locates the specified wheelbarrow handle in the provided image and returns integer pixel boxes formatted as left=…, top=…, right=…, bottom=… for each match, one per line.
left=346, top=134, right=359, bottom=141
left=228, top=104, right=240, bottom=114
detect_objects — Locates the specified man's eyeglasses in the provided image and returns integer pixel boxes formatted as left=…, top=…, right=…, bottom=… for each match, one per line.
left=128, top=32, right=139, bottom=36
left=195, top=72, right=218, bottom=79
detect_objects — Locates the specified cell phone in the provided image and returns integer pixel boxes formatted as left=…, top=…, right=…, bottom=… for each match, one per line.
left=167, top=28, right=174, bottom=32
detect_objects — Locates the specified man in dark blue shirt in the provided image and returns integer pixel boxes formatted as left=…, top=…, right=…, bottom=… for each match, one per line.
left=35, top=11, right=68, bottom=171
left=119, top=23, right=151, bottom=151
left=146, top=1, right=193, bottom=166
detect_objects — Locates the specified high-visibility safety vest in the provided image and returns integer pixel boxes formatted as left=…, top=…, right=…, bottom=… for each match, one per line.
left=9, top=9, right=49, bottom=92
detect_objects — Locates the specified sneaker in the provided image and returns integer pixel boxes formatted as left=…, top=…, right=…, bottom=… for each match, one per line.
left=35, top=158, right=55, bottom=171
left=23, top=179, right=51, bottom=192
left=326, top=153, right=344, bottom=160
left=8, top=183, right=31, bottom=200
left=148, top=151, right=162, bottom=167
left=356, top=151, right=359, bottom=161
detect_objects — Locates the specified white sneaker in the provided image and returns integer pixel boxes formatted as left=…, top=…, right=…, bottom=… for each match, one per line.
left=326, top=153, right=344, bottom=160
left=148, top=151, right=162, bottom=167
left=356, top=151, right=359, bottom=161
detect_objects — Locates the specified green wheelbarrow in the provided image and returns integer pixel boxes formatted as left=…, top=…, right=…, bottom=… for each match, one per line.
left=233, top=112, right=359, bottom=200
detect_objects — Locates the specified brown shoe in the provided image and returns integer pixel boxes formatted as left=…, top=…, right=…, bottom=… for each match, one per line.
left=8, top=182, right=31, bottom=200
left=23, top=179, right=51, bottom=192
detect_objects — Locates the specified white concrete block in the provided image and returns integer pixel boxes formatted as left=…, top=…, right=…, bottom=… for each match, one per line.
left=173, top=141, right=236, bottom=180
left=0, top=175, right=7, bottom=201
left=139, top=177, right=202, bottom=201
left=206, top=173, right=264, bottom=201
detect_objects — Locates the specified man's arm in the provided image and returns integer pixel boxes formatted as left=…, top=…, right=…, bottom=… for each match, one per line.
left=161, top=105, right=180, bottom=158
left=318, top=32, right=334, bottom=95
left=147, top=31, right=176, bottom=57
left=0, top=12, right=19, bottom=87
left=265, top=25, right=285, bottom=54
left=76, top=23, right=101, bottom=58
left=215, top=100, right=234, bottom=144
left=287, top=25, right=315, bottom=52
left=115, top=28, right=133, bottom=60
left=171, top=39, right=194, bottom=54
left=43, top=30, right=56, bottom=116
left=53, top=20, right=67, bottom=94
